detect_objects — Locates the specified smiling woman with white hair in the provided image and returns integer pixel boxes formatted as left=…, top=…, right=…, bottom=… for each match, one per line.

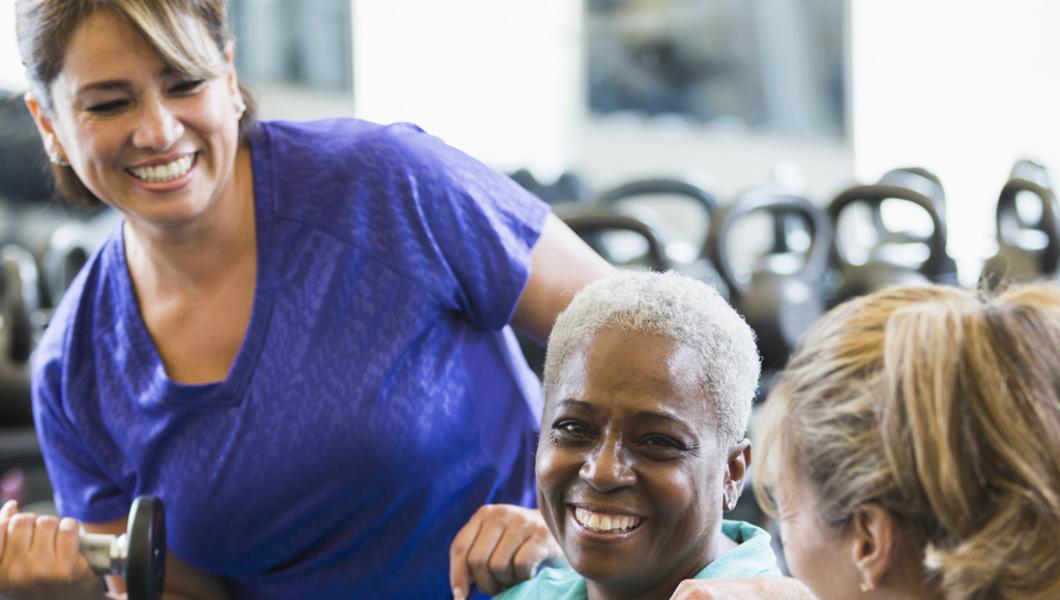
left=476, top=270, right=817, bottom=599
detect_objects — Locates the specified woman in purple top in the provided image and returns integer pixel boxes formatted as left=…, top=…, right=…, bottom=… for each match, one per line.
left=8, top=0, right=612, bottom=598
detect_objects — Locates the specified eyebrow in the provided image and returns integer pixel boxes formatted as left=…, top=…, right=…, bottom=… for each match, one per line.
left=75, top=67, right=183, bottom=96
left=554, top=399, right=697, bottom=432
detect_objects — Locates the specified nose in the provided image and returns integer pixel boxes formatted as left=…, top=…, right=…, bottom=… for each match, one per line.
left=132, top=96, right=184, bottom=150
left=578, top=433, right=635, bottom=492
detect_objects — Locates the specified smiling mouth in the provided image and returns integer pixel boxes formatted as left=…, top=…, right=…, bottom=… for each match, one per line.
left=571, top=506, right=643, bottom=534
left=127, top=153, right=196, bottom=183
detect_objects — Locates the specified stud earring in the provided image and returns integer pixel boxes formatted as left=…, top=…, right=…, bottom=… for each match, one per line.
left=46, top=135, right=68, bottom=166
left=233, top=95, right=246, bottom=118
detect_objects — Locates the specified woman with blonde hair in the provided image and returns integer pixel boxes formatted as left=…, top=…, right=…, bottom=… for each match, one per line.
left=755, top=284, right=1060, bottom=599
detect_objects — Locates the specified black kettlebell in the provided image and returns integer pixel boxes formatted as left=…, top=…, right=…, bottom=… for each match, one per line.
left=706, top=189, right=831, bottom=371
left=828, top=168, right=951, bottom=304
left=517, top=209, right=673, bottom=378
left=0, top=245, right=38, bottom=427
left=596, top=176, right=730, bottom=299
left=980, top=159, right=1060, bottom=285
left=561, top=209, right=671, bottom=272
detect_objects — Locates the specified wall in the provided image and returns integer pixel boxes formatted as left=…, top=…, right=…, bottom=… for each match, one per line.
left=851, top=0, right=1060, bottom=277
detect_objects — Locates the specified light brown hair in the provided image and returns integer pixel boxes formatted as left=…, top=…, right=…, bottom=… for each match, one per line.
left=15, top=0, right=257, bottom=208
left=756, top=284, right=1060, bottom=600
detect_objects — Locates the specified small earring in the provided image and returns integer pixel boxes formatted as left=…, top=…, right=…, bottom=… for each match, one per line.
left=46, top=134, right=67, bottom=166
left=859, top=574, right=874, bottom=593
left=233, top=96, right=246, bottom=118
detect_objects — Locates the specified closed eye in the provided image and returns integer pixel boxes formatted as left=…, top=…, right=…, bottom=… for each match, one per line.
left=170, top=79, right=206, bottom=94
left=86, top=99, right=129, bottom=114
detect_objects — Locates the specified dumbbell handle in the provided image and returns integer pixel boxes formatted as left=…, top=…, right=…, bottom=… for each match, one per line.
left=80, top=531, right=128, bottom=576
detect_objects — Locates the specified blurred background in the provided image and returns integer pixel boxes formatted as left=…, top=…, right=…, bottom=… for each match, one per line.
left=3, top=0, right=1060, bottom=567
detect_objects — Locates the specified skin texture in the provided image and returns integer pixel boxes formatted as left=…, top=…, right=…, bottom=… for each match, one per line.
left=774, top=455, right=934, bottom=600
left=536, top=328, right=746, bottom=600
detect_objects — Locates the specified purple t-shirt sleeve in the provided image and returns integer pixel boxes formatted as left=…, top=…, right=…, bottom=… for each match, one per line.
left=388, top=126, right=547, bottom=329
left=31, top=328, right=127, bottom=522
left=280, top=120, right=548, bottom=331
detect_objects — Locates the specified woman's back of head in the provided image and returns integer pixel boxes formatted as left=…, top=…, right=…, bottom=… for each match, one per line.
left=757, top=283, right=1060, bottom=600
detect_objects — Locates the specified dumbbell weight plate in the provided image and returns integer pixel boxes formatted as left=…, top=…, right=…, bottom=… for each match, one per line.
left=126, top=496, right=166, bottom=600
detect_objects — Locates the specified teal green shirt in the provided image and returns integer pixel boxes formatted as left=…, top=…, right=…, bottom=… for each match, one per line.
left=494, top=520, right=780, bottom=599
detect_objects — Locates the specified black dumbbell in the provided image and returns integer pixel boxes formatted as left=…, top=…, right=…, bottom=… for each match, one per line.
left=79, top=495, right=166, bottom=600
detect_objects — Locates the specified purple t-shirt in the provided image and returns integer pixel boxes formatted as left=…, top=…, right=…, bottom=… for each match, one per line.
left=31, top=119, right=549, bottom=598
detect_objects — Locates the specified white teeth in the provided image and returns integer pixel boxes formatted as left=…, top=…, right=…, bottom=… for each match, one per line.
left=129, top=154, right=194, bottom=182
left=573, top=507, right=642, bottom=533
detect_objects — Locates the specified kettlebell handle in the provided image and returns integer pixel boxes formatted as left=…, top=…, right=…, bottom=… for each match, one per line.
left=563, top=211, right=671, bottom=272
left=706, top=190, right=832, bottom=298
left=995, top=160, right=1060, bottom=273
left=595, top=176, right=719, bottom=218
left=828, top=181, right=948, bottom=277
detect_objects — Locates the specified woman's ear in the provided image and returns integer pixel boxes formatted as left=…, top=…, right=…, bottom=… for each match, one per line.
left=849, top=504, right=897, bottom=591
left=25, top=92, right=67, bottom=165
left=722, top=439, right=751, bottom=512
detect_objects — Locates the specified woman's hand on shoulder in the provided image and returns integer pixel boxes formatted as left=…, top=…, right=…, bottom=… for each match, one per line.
left=0, top=500, right=104, bottom=600
left=670, top=577, right=816, bottom=600
left=449, top=504, right=562, bottom=599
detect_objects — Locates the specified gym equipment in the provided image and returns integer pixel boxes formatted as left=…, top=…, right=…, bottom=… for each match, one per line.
left=41, top=209, right=119, bottom=307
left=509, top=168, right=590, bottom=206
left=828, top=168, right=952, bottom=304
left=517, top=209, right=672, bottom=377
left=0, top=245, right=36, bottom=427
left=80, top=495, right=166, bottom=600
left=707, top=189, right=831, bottom=371
left=1, top=244, right=42, bottom=363
left=0, top=91, right=54, bottom=204
left=595, top=176, right=730, bottom=298
left=981, top=159, right=1060, bottom=284
left=561, top=209, right=671, bottom=272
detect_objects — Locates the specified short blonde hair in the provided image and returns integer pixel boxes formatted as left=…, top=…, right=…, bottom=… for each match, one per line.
left=543, top=270, right=760, bottom=446
left=756, top=284, right=1060, bottom=600
left=15, top=0, right=256, bottom=208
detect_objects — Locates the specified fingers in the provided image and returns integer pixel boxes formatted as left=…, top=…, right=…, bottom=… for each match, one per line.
left=464, top=515, right=505, bottom=595
left=6, top=512, right=38, bottom=555
left=511, top=526, right=561, bottom=581
left=450, top=505, right=560, bottom=597
left=0, top=500, right=17, bottom=520
left=449, top=510, right=481, bottom=600
left=55, top=518, right=83, bottom=565
left=33, top=515, right=60, bottom=561
left=0, top=500, right=13, bottom=562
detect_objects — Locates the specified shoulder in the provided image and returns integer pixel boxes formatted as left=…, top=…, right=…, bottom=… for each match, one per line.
left=496, top=565, right=586, bottom=600
left=252, top=117, right=454, bottom=176
left=693, top=520, right=783, bottom=579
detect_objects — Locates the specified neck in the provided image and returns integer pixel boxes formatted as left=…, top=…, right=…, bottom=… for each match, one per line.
left=124, top=146, right=255, bottom=290
left=586, top=524, right=730, bottom=600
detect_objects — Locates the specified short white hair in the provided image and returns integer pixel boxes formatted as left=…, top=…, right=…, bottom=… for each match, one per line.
left=543, top=270, right=760, bottom=445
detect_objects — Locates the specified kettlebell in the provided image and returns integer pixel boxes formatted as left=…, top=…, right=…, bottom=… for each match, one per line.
left=596, top=175, right=730, bottom=299
left=516, top=209, right=672, bottom=378
left=0, top=244, right=38, bottom=427
left=706, top=189, right=831, bottom=371
left=980, top=159, right=1060, bottom=285
left=561, top=209, right=671, bottom=272
left=828, top=168, right=951, bottom=305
